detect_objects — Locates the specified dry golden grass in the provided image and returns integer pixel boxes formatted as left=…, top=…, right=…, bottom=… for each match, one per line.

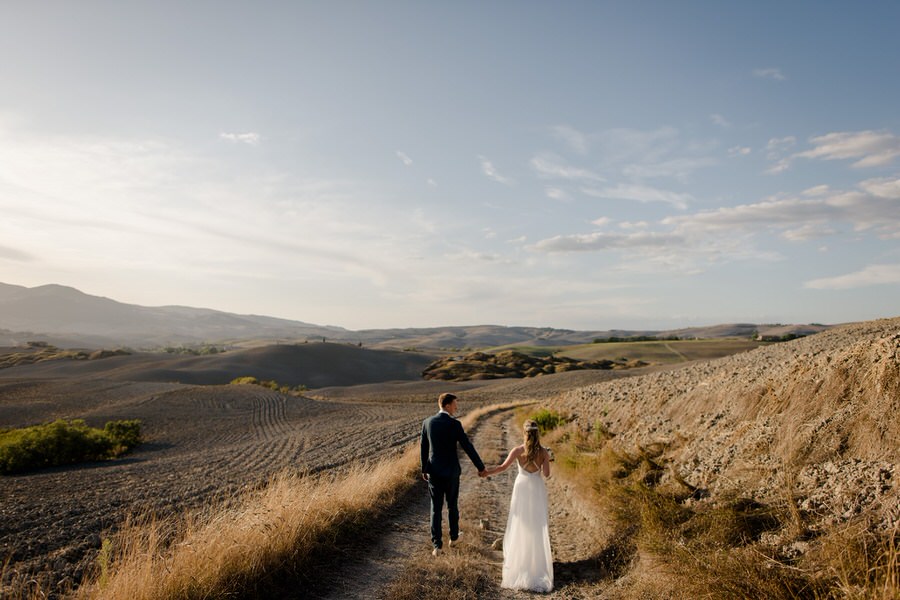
left=547, top=422, right=900, bottom=600
left=381, top=533, right=497, bottom=600
left=77, top=458, right=418, bottom=600
left=69, top=401, right=527, bottom=600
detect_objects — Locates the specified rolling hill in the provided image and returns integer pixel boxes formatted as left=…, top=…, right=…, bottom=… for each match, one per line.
left=0, top=281, right=831, bottom=349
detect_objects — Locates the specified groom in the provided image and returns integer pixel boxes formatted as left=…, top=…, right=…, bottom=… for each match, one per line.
left=420, top=392, right=487, bottom=556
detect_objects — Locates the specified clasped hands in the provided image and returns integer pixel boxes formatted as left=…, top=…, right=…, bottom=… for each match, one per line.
left=420, top=469, right=492, bottom=482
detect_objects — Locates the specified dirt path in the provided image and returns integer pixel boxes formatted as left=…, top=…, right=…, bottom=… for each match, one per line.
left=663, top=342, right=688, bottom=361
left=312, top=406, right=614, bottom=599
left=464, top=409, right=614, bottom=599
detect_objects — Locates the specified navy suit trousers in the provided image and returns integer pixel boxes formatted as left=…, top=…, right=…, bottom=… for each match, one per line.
left=427, top=473, right=460, bottom=549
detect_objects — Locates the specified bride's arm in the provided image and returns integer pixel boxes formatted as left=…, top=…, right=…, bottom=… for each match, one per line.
left=541, top=447, right=551, bottom=478
left=485, top=446, right=522, bottom=476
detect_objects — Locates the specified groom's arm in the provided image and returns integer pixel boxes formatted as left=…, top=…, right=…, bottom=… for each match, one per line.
left=455, top=422, right=486, bottom=472
left=420, top=421, right=430, bottom=480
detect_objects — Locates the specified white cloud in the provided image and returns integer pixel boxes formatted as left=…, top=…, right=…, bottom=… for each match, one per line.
left=527, top=173, right=900, bottom=276
left=551, top=124, right=589, bottom=154
left=532, top=231, right=685, bottom=253
left=219, top=131, right=261, bottom=145
left=805, top=263, right=900, bottom=289
left=619, top=221, right=648, bottom=230
left=0, top=120, right=429, bottom=295
left=396, top=151, right=413, bottom=166
left=753, top=67, right=786, bottom=81
left=764, top=136, right=796, bottom=173
left=802, top=184, right=830, bottom=197
left=592, top=126, right=717, bottom=182
left=446, top=248, right=507, bottom=262
left=591, top=217, right=611, bottom=227
left=662, top=197, right=833, bottom=231
left=530, top=154, right=604, bottom=182
left=711, top=113, right=731, bottom=128
left=728, top=146, right=751, bottom=157
left=781, top=223, right=836, bottom=241
left=858, top=176, right=900, bottom=198
left=622, top=157, right=718, bottom=180
left=581, top=183, right=693, bottom=209
left=545, top=187, right=569, bottom=200
left=427, top=178, right=438, bottom=187
left=795, top=130, right=900, bottom=168
left=478, top=155, right=513, bottom=185
left=663, top=176, right=900, bottom=239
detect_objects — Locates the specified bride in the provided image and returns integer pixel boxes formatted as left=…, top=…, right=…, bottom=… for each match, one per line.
left=484, top=419, right=553, bottom=592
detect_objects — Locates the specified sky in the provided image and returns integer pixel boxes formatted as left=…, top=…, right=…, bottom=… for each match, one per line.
left=1, top=1, right=900, bottom=331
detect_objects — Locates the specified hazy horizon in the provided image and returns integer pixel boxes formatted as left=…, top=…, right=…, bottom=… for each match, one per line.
left=2, top=2, right=899, bottom=330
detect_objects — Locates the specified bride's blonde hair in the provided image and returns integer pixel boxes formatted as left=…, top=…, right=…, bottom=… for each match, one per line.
left=523, top=419, right=542, bottom=467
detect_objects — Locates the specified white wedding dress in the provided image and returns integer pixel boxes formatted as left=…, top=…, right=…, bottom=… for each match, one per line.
left=501, top=462, right=553, bottom=592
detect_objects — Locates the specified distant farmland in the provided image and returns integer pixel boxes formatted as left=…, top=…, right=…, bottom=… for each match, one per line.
left=489, top=338, right=768, bottom=365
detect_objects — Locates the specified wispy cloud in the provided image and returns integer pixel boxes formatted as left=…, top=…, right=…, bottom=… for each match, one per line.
left=529, top=173, right=900, bottom=277
left=766, top=130, right=900, bottom=174
left=710, top=113, right=731, bottom=128
left=795, top=130, right=900, bottom=168
left=529, top=153, right=604, bottom=182
left=532, top=231, right=685, bottom=253
left=582, top=183, right=693, bottom=209
left=219, top=131, right=261, bottom=145
left=728, top=146, right=751, bottom=157
left=545, top=187, right=569, bottom=200
left=551, top=124, right=589, bottom=154
left=859, top=176, right=900, bottom=198
left=664, top=175, right=900, bottom=239
left=396, top=150, right=413, bottom=166
left=478, top=155, right=513, bottom=185
left=764, top=136, right=796, bottom=173
left=753, top=67, right=786, bottom=81
left=621, top=157, right=717, bottom=181
left=805, top=263, right=900, bottom=289
left=592, top=126, right=717, bottom=182
left=781, top=223, right=837, bottom=241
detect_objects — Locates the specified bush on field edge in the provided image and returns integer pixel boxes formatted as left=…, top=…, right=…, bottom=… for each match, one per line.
left=0, top=419, right=142, bottom=475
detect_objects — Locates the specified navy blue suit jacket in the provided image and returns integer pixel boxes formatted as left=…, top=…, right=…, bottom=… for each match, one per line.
left=420, top=412, right=485, bottom=478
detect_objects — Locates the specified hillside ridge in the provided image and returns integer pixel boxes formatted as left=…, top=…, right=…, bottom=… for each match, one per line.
left=0, top=281, right=830, bottom=349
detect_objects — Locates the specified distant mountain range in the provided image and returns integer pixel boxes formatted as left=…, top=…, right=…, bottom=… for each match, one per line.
left=0, top=282, right=832, bottom=349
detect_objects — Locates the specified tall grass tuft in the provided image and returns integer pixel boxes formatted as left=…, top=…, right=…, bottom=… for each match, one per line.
left=529, top=408, right=567, bottom=433
left=382, top=545, right=497, bottom=600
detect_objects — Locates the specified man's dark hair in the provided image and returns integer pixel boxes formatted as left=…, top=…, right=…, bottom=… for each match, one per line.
left=439, top=393, right=457, bottom=408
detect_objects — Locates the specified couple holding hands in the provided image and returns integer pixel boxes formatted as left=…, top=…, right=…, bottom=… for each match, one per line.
left=420, top=393, right=553, bottom=593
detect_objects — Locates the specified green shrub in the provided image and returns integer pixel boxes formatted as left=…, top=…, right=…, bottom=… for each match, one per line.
left=529, top=408, right=567, bottom=433
left=0, top=419, right=142, bottom=475
left=229, top=376, right=307, bottom=394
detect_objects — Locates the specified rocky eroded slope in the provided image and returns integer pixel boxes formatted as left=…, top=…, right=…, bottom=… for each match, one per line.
left=556, top=317, right=900, bottom=536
